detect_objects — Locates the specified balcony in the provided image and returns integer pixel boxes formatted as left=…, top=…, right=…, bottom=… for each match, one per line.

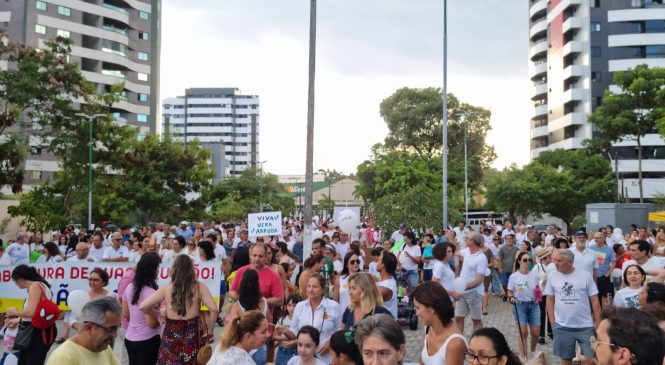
left=609, top=58, right=665, bottom=72
left=562, top=64, right=582, bottom=79
left=531, top=125, right=548, bottom=139
left=530, top=40, right=548, bottom=61
left=103, top=25, right=128, bottom=36
left=531, top=146, right=549, bottom=160
left=562, top=40, right=582, bottom=56
left=549, top=112, right=585, bottom=131
left=533, top=104, right=548, bottom=118
left=530, top=18, right=547, bottom=40
left=530, top=62, right=547, bottom=79
left=530, top=0, right=548, bottom=20
left=532, top=83, right=548, bottom=100
left=608, top=8, right=665, bottom=23
left=562, top=16, right=582, bottom=33
left=563, top=87, right=584, bottom=103
left=102, top=3, right=129, bottom=15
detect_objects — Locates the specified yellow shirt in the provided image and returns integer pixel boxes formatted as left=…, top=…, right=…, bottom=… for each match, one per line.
left=46, top=340, right=120, bottom=365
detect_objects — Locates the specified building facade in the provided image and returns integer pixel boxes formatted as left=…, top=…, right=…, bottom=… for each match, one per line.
left=0, top=0, right=161, bottom=191
left=161, top=88, right=260, bottom=181
left=529, top=0, right=665, bottom=200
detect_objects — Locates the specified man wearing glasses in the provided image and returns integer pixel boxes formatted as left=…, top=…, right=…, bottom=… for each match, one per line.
left=545, top=249, right=601, bottom=365
left=47, top=297, right=121, bottom=364
left=102, top=232, right=130, bottom=262
left=592, top=306, right=664, bottom=365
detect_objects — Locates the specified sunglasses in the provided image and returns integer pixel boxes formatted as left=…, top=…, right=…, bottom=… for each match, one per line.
left=349, top=259, right=360, bottom=265
left=521, top=259, right=532, bottom=263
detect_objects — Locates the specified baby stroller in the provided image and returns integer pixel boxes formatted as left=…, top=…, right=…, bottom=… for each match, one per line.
left=395, top=270, right=418, bottom=330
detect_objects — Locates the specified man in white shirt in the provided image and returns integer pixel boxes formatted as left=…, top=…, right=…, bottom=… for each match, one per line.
left=87, top=232, right=105, bottom=262
left=501, top=222, right=515, bottom=240
left=629, top=239, right=665, bottom=282
left=6, top=231, right=30, bottom=265
left=102, top=232, right=130, bottom=262
left=453, top=221, right=469, bottom=246
left=151, top=222, right=166, bottom=246
left=545, top=249, right=600, bottom=365
left=515, top=224, right=528, bottom=245
left=336, top=232, right=351, bottom=259
left=390, top=223, right=407, bottom=245
left=454, top=232, right=488, bottom=333
left=67, top=243, right=90, bottom=262
left=571, top=230, right=598, bottom=282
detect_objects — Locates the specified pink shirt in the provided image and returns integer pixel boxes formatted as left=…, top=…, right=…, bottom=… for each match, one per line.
left=122, top=283, right=161, bottom=342
left=117, top=269, right=135, bottom=329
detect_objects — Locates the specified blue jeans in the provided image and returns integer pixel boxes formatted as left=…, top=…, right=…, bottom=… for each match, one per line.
left=405, top=269, right=418, bottom=289
left=490, top=268, right=501, bottom=293
left=512, top=300, right=540, bottom=326
left=423, top=269, right=433, bottom=281
left=275, top=346, right=298, bottom=365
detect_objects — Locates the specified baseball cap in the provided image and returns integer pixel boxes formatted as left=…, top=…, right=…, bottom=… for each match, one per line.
left=179, top=221, right=188, bottom=225
left=399, top=223, right=407, bottom=229
left=526, top=224, right=533, bottom=229
left=574, top=230, right=587, bottom=237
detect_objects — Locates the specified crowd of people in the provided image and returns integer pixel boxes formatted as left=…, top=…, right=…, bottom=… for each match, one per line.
left=0, top=217, right=664, bottom=365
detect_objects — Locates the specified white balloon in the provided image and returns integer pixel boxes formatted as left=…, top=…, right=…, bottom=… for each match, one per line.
left=485, top=268, right=491, bottom=276
left=67, top=290, right=89, bottom=317
left=611, top=268, right=622, bottom=278
left=453, top=277, right=466, bottom=293
left=338, top=209, right=360, bottom=234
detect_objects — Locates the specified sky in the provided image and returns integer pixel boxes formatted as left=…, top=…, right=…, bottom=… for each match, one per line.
left=160, top=0, right=531, bottom=175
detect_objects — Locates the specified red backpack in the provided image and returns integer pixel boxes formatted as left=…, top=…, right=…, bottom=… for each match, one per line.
left=31, top=284, right=61, bottom=345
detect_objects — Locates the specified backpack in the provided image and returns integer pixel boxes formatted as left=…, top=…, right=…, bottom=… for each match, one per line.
left=31, top=284, right=60, bottom=345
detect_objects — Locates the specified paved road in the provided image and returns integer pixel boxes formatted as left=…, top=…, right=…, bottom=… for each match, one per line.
left=2, top=295, right=560, bottom=364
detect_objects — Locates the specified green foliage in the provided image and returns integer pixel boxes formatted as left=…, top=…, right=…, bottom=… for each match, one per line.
left=211, top=191, right=248, bottom=222
left=8, top=184, right=68, bottom=233
left=204, top=167, right=295, bottom=218
left=484, top=164, right=543, bottom=222
left=317, top=194, right=335, bottom=217
left=0, top=35, right=90, bottom=193
left=587, top=64, right=665, bottom=202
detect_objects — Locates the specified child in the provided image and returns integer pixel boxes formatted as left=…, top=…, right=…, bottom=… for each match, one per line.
left=286, top=326, right=327, bottom=365
left=368, top=247, right=383, bottom=279
left=273, top=294, right=301, bottom=365
left=1, top=315, right=19, bottom=365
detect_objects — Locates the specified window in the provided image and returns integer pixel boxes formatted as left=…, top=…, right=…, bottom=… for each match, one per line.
left=591, top=47, right=601, bottom=57
left=591, top=22, right=601, bottom=32
left=645, top=20, right=665, bottom=33
left=630, top=46, right=645, bottom=57
left=137, top=72, right=148, bottom=81
left=138, top=93, right=149, bottom=102
left=137, top=114, right=148, bottom=123
left=632, top=0, right=644, bottom=7
left=592, top=71, right=602, bottom=82
left=57, top=6, right=71, bottom=16
left=631, top=22, right=644, bottom=33
left=139, top=11, right=149, bottom=20
left=35, top=24, right=46, bottom=34
left=56, top=29, right=70, bottom=38
left=30, top=171, right=42, bottom=180
left=591, top=0, right=600, bottom=6
left=137, top=51, right=148, bottom=61
left=36, top=1, right=47, bottom=11
left=646, top=45, right=665, bottom=58
left=595, top=97, right=603, bottom=107
left=138, top=31, right=149, bottom=40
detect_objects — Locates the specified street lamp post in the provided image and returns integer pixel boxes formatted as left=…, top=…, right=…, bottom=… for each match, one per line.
left=456, top=111, right=479, bottom=225
left=75, top=113, right=106, bottom=231
left=303, top=0, right=317, bottom=261
left=442, top=0, right=449, bottom=230
left=258, top=160, right=267, bottom=212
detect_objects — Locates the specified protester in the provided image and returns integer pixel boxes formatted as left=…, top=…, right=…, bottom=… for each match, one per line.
left=6, top=265, right=58, bottom=365
left=593, top=306, right=665, bottom=365
left=45, top=297, right=121, bottom=365
left=329, top=330, right=362, bottom=365
left=507, top=252, right=541, bottom=361
left=341, top=273, right=390, bottom=329
left=227, top=269, right=268, bottom=364
left=589, top=231, right=616, bottom=307
left=532, top=246, right=554, bottom=343
left=545, top=249, right=601, bottom=365
left=455, top=233, right=489, bottom=333
left=273, top=294, right=302, bottom=365
left=432, top=243, right=460, bottom=300
left=613, top=264, right=647, bottom=308
left=298, top=254, right=325, bottom=299
left=466, top=327, right=521, bottom=365
left=498, top=234, right=519, bottom=301
left=121, top=252, right=162, bottom=365
left=572, top=230, right=599, bottom=279
left=197, top=241, right=216, bottom=263
left=280, top=273, right=341, bottom=364
left=481, top=238, right=497, bottom=315
left=638, top=282, right=665, bottom=306
left=35, top=242, right=64, bottom=263
left=229, top=243, right=284, bottom=315
left=412, top=281, right=466, bottom=365
left=208, top=310, right=269, bottom=365
left=140, top=254, right=218, bottom=364
left=287, top=326, right=327, bottom=365
left=397, top=231, right=422, bottom=289
left=102, top=232, right=130, bottom=262
left=353, top=313, right=405, bottom=365
left=6, top=231, right=29, bottom=265
left=333, top=252, right=361, bottom=313
left=376, top=251, right=399, bottom=319
left=161, top=235, right=186, bottom=264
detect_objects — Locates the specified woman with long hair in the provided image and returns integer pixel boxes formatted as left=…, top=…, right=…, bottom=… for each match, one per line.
left=466, top=328, right=521, bottom=365
left=616, top=264, right=665, bottom=308
left=57, top=234, right=68, bottom=255
left=209, top=310, right=269, bottom=365
left=162, top=235, right=186, bottom=264
left=122, top=252, right=162, bottom=365
left=197, top=241, right=216, bottom=263
left=298, top=254, right=325, bottom=298
left=333, top=252, right=361, bottom=313
left=341, top=273, right=390, bottom=330
left=6, top=265, right=57, bottom=365
left=273, top=294, right=302, bottom=365
left=227, top=269, right=268, bottom=364
left=140, top=254, right=219, bottom=364
left=413, top=281, right=466, bottom=365
left=35, top=241, right=64, bottom=263
left=507, top=251, right=540, bottom=361
left=265, top=244, right=289, bottom=301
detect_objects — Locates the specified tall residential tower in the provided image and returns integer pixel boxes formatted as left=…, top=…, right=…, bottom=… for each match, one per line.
left=529, top=0, right=665, bottom=200
left=161, top=88, right=260, bottom=181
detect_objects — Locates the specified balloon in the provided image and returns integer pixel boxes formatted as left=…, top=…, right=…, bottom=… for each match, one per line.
left=338, top=209, right=360, bottom=234
left=67, top=290, right=89, bottom=317
left=611, top=268, right=622, bottom=278
left=453, top=277, right=466, bottom=293
left=485, top=268, right=491, bottom=276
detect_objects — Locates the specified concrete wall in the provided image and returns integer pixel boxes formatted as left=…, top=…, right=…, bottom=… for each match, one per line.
left=0, top=199, right=22, bottom=243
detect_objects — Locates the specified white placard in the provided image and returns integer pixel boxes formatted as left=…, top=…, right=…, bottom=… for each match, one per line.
left=590, top=211, right=599, bottom=224
left=248, top=211, right=282, bottom=236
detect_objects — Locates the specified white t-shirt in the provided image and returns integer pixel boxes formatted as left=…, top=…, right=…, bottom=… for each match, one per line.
left=572, top=247, right=599, bottom=277
left=390, top=230, right=404, bottom=244
left=213, top=245, right=227, bottom=262
left=432, top=260, right=455, bottom=295
left=6, top=242, right=29, bottom=265
left=368, top=262, right=379, bottom=278
left=377, top=277, right=397, bottom=319
left=398, top=244, right=422, bottom=271
left=613, top=287, right=641, bottom=308
left=336, top=242, right=350, bottom=258
left=454, top=227, right=469, bottom=245
left=287, top=356, right=327, bottom=365
left=515, top=232, right=528, bottom=245
left=87, top=245, right=105, bottom=262
left=35, top=255, right=64, bottom=264
left=544, top=269, right=598, bottom=328
left=460, top=249, right=488, bottom=295
left=102, top=246, right=130, bottom=261
left=508, top=270, right=539, bottom=302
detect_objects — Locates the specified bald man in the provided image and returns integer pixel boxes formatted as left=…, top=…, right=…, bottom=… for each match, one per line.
left=67, top=243, right=90, bottom=262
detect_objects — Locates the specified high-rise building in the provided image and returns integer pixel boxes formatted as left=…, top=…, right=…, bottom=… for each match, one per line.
left=0, top=0, right=160, bottom=192
left=161, top=88, right=260, bottom=181
left=528, top=0, right=665, bottom=200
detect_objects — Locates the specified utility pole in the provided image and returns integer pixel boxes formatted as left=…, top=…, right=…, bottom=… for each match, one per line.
left=76, top=113, right=106, bottom=231
left=303, top=0, right=317, bottom=261
left=442, top=0, right=449, bottom=231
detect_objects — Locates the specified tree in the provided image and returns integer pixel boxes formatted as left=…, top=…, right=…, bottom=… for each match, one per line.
left=211, top=191, right=248, bottom=222
left=7, top=184, right=68, bottom=233
left=484, top=164, right=543, bottom=222
left=587, top=64, right=665, bottom=202
left=0, top=35, right=91, bottom=193
left=317, top=194, right=335, bottom=217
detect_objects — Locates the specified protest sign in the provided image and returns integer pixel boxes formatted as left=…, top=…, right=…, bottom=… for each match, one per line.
left=0, top=261, right=221, bottom=312
left=248, top=211, right=282, bottom=236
